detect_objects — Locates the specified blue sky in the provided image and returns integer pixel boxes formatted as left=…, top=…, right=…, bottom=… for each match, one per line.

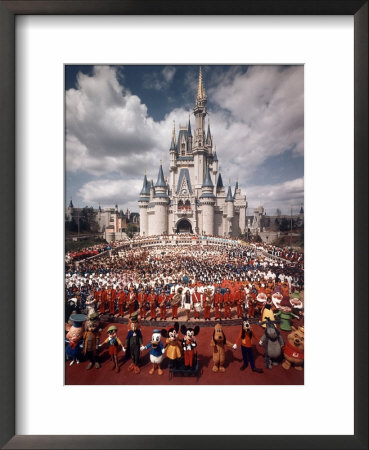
left=65, top=65, right=304, bottom=215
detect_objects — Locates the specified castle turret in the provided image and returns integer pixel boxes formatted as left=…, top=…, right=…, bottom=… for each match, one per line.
left=151, top=163, right=169, bottom=235
left=138, top=173, right=150, bottom=236
left=200, top=166, right=215, bottom=235
left=193, top=67, right=207, bottom=190
left=225, top=185, right=234, bottom=236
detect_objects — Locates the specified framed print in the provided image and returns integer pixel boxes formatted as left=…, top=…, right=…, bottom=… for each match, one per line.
left=0, top=1, right=367, bottom=449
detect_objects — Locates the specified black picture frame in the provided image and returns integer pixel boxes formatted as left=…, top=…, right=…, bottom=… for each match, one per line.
left=0, top=1, right=367, bottom=449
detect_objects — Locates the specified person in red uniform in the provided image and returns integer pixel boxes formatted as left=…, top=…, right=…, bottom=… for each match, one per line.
left=159, top=290, right=167, bottom=321
left=192, top=287, right=202, bottom=320
left=99, top=287, right=107, bottom=315
left=236, top=286, right=245, bottom=318
left=213, top=287, right=223, bottom=320
left=223, top=288, right=232, bottom=319
left=148, top=288, right=157, bottom=321
left=107, top=285, right=116, bottom=315
left=117, top=287, right=126, bottom=317
left=170, top=287, right=182, bottom=320
left=203, top=288, right=213, bottom=321
left=127, top=286, right=136, bottom=318
left=138, top=289, right=147, bottom=320
left=247, top=293, right=255, bottom=318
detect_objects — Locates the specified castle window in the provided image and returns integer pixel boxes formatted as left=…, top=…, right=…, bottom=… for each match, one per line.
left=181, top=143, right=185, bottom=156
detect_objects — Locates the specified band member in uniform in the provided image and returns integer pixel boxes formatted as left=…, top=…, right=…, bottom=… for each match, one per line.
left=192, top=286, right=202, bottom=320
left=247, top=293, right=256, bottom=318
left=214, top=287, right=223, bottom=320
left=171, top=286, right=182, bottom=320
left=138, top=289, right=147, bottom=320
left=183, top=288, right=192, bottom=321
left=224, top=288, right=232, bottom=319
left=236, top=286, right=245, bottom=318
left=148, top=288, right=157, bottom=321
left=159, top=290, right=167, bottom=321
left=117, top=287, right=126, bottom=317
left=203, top=287, right=213, bottom=321
left=127, top=286, right=136, bottom=318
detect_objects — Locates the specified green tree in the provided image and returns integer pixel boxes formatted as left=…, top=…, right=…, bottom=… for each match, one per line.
left=79, top=207, right=99, bottom=233
left=126, top=223, right=138, bottom=239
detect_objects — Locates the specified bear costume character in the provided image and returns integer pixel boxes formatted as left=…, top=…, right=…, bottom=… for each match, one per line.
left=282, top=326, right=304, bottom=371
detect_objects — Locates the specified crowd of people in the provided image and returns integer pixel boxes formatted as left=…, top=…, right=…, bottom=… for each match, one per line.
left=65, top=242, right=304, bottom=323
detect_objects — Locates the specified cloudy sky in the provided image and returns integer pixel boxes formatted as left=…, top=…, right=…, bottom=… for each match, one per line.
left=65, top=65, right=304, bottom=215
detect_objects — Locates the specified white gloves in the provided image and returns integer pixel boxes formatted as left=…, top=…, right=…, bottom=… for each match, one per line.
left=122, top=346, right=126, bottom=352
left=259, top=340, right=263, bottom=346
left=162, top=348, right=165, bottom=354
left=140, top=346, right=146, bottom=351
left=232, top=344, right=237, bottom=350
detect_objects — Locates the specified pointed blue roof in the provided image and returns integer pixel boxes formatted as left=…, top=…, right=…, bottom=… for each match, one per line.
left=216, top=172, right=224, bottom=189
left=233, top=180, right=239, bottom=198
left=176, top=168, right=193, bottom=194
left=170, top=137, right=176, bottom=150
left=140, top=174, right=150, bottom=195
left=202, top=166, right=214, bottom=188
left=188, top=118, right=192, bottom=135
left=225, top=186, right=234, bottom=202
left=213, top=150, right=218, bottom=162
left=207, top=123, right=211, bottom=141
left=155, top=164, right=166, bottom=188
left=69, top=199, right=74, bottom=208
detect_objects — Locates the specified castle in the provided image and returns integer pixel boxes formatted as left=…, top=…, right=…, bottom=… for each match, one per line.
left=138, top=68, right=247, bottom=237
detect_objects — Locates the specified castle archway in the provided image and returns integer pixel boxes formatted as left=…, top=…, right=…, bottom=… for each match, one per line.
left=176, top=219, right=193, bottom=234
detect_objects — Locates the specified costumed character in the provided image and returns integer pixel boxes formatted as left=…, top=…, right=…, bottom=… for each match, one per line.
left=234, top=317, right=263, bottom=372
left=66, top=313, right=86, bottom=366
left=99, top=324, right=124, bottom=373
left=260, top=297, right=275, bottom=328
left=274, top=296, right=300, bottom=331
left=182, top=287, right=192, bottom=321
left=282, top=326, right=304, bottom=371
left=123, top=312, right=143, bottom=374
left=192, top=287, right=203, bottom=320
left=210, top=323, right=236, bottom=373
left=213, top=287, right=223, bottom=320
left=258, top=318, right=284, bottom=369
left=85, top=294, right=97, bottom=317
left=180, top=324, right=200, bottom=369
left=161, top=322, right=181, bottom=369
left=171, top=287, right=182, bottom=320
left=82, top=312, right=101, bottom=370
left=141, top=329, right=165, bottom=375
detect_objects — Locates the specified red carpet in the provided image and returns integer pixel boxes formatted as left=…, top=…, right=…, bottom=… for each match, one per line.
left=65, top=321, right=304, bottom=385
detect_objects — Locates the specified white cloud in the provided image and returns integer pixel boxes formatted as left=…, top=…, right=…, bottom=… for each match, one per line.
left=245, top=177, right=304, bottom=214
left=67, top=65, right=304, bottom=212
left=77, top=178, right=143, bottom=211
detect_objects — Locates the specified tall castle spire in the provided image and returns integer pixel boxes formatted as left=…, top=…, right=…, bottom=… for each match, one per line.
left=197, top=66, right=207, bottom=101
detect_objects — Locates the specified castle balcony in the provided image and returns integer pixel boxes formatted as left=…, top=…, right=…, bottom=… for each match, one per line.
left=176, top=208, right=192, bottom=216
